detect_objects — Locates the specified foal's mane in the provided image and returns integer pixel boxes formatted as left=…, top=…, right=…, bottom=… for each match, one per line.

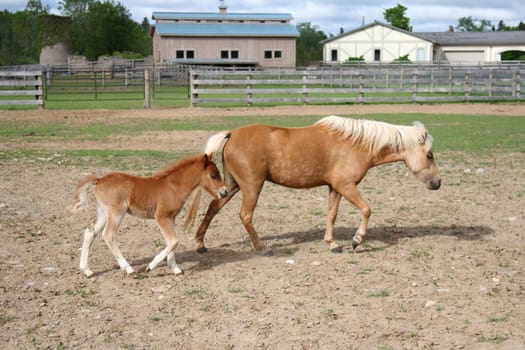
left=153, top=154, right=201, bottom=178
left=316, top=115, right=432, bottom=153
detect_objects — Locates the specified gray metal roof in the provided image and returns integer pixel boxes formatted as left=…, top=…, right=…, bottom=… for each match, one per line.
left=155, top=23, right=299, bottom=37
left=415, top=31, right=525, bottom=46
left=152, top=12, right=293, bottom=21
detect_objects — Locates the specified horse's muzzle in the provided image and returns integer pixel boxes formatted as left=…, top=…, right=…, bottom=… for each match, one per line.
left=428, top=178, right=441, bottom=190
left=218, top=187, right=228, bottom=198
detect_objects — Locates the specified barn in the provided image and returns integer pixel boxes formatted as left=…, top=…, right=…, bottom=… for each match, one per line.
left=322, top=21, right=525, bottom=64
left=151, top=5, right=299, bottom=68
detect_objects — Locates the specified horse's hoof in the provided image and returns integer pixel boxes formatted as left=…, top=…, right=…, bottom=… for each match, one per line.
left=263, top=249, right=274, bottom=257
left=331, top=246, right=343, bottom=253
left=196, top=246, right=208, bottom=254
left=352, top=239, right=360, bottom=250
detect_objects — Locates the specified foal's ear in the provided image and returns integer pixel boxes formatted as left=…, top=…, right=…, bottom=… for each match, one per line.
left=202, top=153, right=211, bottom=166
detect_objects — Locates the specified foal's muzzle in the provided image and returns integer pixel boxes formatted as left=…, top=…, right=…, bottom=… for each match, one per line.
left=218, top=187, right=228, bottom=199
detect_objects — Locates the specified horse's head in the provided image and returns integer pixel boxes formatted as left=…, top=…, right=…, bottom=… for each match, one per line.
left=403, top=126, right=441, bottom=190
left=200, top=154, right=228, bottom=199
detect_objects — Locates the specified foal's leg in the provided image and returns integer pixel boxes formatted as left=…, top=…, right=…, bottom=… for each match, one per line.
left=325, top=187, right=343, bottom=253
left=147, top=215, right=181, bottom=275
left=79, top=204, right=106, bottom=277
left=102, top=210, right=134, bottom=274
left=336, top=184, right=371, bottom=249
left=194, top=186, right=240, bottom=254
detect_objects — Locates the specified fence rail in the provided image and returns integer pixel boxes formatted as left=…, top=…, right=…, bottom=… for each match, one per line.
left=0, top=70, right=44, bottom=107
left=190, top=65, right=523, bottom=106
left=1, top=63, right=524, bottom=108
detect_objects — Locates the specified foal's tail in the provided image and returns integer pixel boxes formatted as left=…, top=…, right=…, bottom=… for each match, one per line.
left=71, top=175, right=98, bottom=212
left=183, top=131, right=231, bottom=230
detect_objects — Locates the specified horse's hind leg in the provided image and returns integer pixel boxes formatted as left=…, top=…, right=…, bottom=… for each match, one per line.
left=325, top=188, right=343, bottom=253
left=238, top=182, right=266, bottom=252
left=79, top=204, right=106, bottom=277
left=102, top=210, right=134, bottom=274
left=337, top=184, right=371, bottom=249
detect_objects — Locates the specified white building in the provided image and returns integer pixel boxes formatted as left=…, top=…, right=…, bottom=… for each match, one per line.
left=322, top=21, right=525, bottom=64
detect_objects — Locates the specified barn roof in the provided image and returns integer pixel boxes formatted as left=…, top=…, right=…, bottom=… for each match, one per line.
left=152, top=11, right=294, bottom=21
left=415, top=31, right=525, bottom=46
left=154, top=23, right=299, bottom=37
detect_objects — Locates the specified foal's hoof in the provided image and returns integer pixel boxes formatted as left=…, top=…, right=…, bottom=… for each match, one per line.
left=352, top=238, right=360, bottom=250
left=196, top=246, right=208, bottom=254
left=331, top=246, right=343, bottom=254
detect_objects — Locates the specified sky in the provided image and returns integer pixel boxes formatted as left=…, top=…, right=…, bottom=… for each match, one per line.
left=2, top=0, right=524, bottom=35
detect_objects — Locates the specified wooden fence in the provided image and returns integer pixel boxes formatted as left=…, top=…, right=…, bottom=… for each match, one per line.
left=0, top=70, right=44, bottom=107
left=190, top=65, right=523, bottom=106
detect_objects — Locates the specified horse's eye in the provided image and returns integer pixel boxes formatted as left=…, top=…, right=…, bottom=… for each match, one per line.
left=427, top=151, right=434, bottom=160
left=210, top=172, right=219, bottom=180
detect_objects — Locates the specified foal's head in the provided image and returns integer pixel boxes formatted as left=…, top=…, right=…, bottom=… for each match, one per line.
left=403, top=124, right=441, bottom=190
left=199, top=154, right=228, bottom=199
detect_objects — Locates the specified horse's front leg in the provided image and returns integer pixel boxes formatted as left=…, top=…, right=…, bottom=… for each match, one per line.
left=195, top=187, right=238, bottom=253
left=338, top=184, right=371, bottom=249
left=325, top=187, right=343, bottom=253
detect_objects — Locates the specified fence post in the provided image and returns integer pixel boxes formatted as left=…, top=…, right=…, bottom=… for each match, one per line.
left=448, top=67, right=453, bottom=96
left=302, top=71, right=308, bottom=105
left=412, top=73, right=417, bottom=103
left=144, top=69, right=151, bottom=108
left=358, top=73, right=364, bottom=104
left=247, top=74, right=253, bottom=107
left=464, top=71, right=471, bottom=102
left=190, top=69, right=198, bottom=107
left=514, top=71, right=521, bottom=100
left=488, top=71, right=493, bottom=99
left=36, top=72, right=44, bottom=109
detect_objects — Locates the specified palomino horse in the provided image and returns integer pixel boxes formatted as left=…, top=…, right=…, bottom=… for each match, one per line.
left=188, top=116, right=441, bottom=253
left=72, top=153, right=227, bottom=277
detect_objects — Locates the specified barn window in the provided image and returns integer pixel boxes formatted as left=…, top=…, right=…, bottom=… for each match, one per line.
left=374, top=49, right=381, bottom=61
left=331, top=49, right=338, bottom=62
left=176, top=50, right=184, bottom=59
left=231, top=50, right=239, bottom=59
left=274, top=50, right=282, bottom=59
left=264, top=50, right=272, bottom=59
left=186, top=50, right=194, bottom=59
left=221, top=50, right=229, bottom=59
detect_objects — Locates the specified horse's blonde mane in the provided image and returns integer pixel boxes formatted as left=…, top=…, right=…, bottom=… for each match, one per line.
left=316, top=115, right=432, bottom=153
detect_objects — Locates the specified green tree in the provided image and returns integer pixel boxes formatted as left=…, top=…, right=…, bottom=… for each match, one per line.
left=58, top=0, right=150, bottom=60
left=296, top=22, right=327, bottom=66
left=383, top=3, right=410, bottom=31
left=456, top=16, right=492, bottom=32
left=58, top=0, right=92, bottom=54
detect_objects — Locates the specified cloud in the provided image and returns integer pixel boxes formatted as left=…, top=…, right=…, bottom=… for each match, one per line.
left=2, top=0, right=524, bottom=35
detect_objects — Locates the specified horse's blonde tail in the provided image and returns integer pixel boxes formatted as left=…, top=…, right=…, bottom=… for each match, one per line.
left=204, top=131, right=230, bottom=158
left=183, top=187, right=202, bottom=230
left=71, top=175, right=98, bottom=212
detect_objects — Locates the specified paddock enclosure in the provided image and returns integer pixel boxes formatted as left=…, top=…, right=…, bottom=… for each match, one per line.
left=0, top=105, right=523, bottom=349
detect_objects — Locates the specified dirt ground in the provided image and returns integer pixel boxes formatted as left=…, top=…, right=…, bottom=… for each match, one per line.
left=0, top=104, right=524, bottom=349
